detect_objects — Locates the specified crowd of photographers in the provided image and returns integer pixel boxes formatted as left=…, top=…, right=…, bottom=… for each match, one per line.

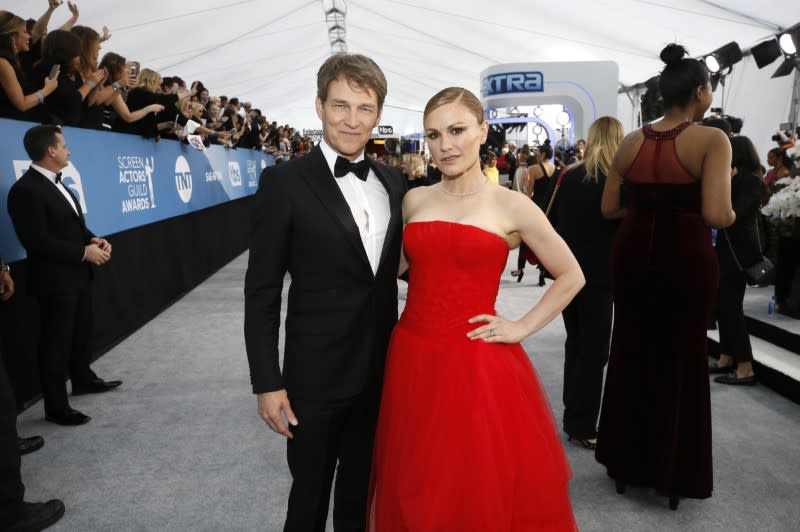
left=0, top=1, right=313, bottom=159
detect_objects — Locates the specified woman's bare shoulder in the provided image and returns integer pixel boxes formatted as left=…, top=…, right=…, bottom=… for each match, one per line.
left=492, top=184, right=537, bottom=211
left=620, top=129, right=644, bottom=150
left=402, top=184, right=438, bottom=219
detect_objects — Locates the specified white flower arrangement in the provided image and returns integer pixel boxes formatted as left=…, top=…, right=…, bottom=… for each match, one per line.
left=789, top=145, right=800, bottom=166
left=762, top=176, right=800, bottom=219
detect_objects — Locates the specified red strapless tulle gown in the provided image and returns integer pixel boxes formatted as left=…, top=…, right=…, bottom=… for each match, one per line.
left=367, top=221, right=576, bottom=531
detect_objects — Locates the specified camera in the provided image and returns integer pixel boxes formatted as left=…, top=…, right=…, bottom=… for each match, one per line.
left=772, top=129, right=796, bottom=150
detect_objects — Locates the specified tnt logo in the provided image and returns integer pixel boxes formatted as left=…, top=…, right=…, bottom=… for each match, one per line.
left=228, top=161, right=242, bottom=187
left=481, top=72, right=544, bottom=97
left=174, top=156, right=193, bottom=204
left=13, top=160, right=88, bottom=214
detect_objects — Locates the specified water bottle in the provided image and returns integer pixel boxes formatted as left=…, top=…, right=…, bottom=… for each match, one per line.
left=768, top=295, right=776, bottom=316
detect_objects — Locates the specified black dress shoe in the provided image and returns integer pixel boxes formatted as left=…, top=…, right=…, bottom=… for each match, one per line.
left=72, top=378, right=122, bottom=395
left=708, top=362, right=735, bottom=374
left=5, top=499, right=65, bottom=532
left=567, top=436, right=597, bottom=450
left=18, top=436, right=44, bottom=456
left=45, top=409, right=91, bottom=426
left=714, top=373, right=757, bottom=386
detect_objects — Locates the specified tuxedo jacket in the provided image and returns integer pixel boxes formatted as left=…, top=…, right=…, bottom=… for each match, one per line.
left=244, top=145, right=406, bottom=400
left=7, top=168, right=95, bottom=295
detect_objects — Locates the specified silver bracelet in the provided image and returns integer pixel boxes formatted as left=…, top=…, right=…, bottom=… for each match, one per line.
left=35, top=90, right=45, bottom=104
left=85, top=79, right=97, bottom=89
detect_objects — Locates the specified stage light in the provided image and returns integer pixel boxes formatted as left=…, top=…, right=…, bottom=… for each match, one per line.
left=702, top=41, right=743, bottom=74
left=772, top=56, right=800, bottom=78
left=704, top=55, right=721, bottom=73
left=772, top=25, right=800, bottom=78
left=751, top=39, right=782, bottom=69
left=778, top=30, right=798, bottom=56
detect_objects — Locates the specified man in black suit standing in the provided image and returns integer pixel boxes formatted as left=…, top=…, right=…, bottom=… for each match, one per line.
left=7, top=125, right=121, bottom=427
left=244, top=54, right=405, bottom=531
left=0, top=257, right=65, bottom=530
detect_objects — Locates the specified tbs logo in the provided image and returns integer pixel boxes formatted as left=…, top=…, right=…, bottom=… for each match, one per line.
left=482, top=72, right=544, bottom=97
left=228, top=161, right=242, bottom=187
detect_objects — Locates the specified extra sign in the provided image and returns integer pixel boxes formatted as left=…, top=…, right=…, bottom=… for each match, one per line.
left=481, top=72, right=544, bottom=97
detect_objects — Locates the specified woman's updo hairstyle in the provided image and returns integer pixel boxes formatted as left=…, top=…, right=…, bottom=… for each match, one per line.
left=538, top=139, right=553, bottom=159
left=658, top=43, right=709, bottom=109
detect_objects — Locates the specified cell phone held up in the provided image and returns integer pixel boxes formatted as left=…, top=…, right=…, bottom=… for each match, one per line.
left=48, top=64, right=60, bottom=80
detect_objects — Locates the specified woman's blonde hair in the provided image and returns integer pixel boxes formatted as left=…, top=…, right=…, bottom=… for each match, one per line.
left=402, top=153, right=426, bottom=178
left=0, top=11, right=25, bottom=38
left=175, top=89, right=190, bottom=112
left=581, top=116, right=624, bottom=182
left=0, top=11, right=26, bottom=66
left=136, top=68, right=162, bottom=93
left=423, top=87, right=484, bottom=124
left=190, top=101, right=204, bottom=116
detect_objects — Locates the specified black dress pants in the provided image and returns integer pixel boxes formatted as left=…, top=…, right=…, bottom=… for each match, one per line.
left=516, top=243, right=527, bottom=270
left=0, top=356, right=24, bottom=523
left=38, top=285, right=96, bottom=416
left=716, top=270, right=754, bottom=364
left=562, top=285, right=612, bottom=439
left=284, top=382, right=380, bottom=532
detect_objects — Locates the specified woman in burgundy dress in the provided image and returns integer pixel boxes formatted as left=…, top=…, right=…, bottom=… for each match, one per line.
left=597, top=44, right=735, bottom=509
left=368, top=87, right=584, bottom=530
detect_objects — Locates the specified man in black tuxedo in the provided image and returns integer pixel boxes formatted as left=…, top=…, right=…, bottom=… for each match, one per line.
left=7, top=125, right=121, bottom=427
left=0, top=258, right=65, bottom=531
left=244, top=54, right=405, bottom=531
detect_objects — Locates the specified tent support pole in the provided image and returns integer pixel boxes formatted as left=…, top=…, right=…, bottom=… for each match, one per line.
left=790, top=69, right=800, bottom=132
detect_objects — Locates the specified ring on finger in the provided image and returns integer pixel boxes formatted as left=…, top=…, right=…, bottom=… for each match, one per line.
left=489, top=329, right=495, bottom=337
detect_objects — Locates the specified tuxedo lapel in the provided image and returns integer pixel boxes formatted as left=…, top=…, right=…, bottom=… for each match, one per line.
left=300, top=147, right=371, bottom=272
left=372, top=164, right=403, bottom=274
left=61, top=185, right=85, bottom=225
left=30, top=169, right=82, bottom=223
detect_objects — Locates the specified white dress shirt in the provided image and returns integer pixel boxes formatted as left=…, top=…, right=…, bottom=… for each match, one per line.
left=31, top=163, right=79, bottom=216
left=320, top=140, right=390, bottom=274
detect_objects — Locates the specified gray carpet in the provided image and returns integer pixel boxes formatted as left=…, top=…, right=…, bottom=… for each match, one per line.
left=15, top=252, right=800, bottom=531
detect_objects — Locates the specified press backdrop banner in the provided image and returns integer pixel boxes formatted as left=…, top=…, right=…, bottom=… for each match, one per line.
left=0, top=118, right=273, bottom=262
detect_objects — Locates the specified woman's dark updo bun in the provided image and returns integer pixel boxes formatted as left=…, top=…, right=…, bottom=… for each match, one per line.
left=538, top=139, right=553, bottom=159
left=660, top=43, right=687, bottom=66
left=657, top=43, right=709, bottom=109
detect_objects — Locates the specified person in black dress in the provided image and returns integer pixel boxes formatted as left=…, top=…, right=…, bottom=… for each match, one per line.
left=597, top=43, right=735, bottom=509
left=0, top=11, right=58, bottom=121
left=28, top=29, right=104, bottom=126
left=115, top=68, right=177, bottom=138
left=551, top=116, right=623, bottom=449
left=710, top=135, right=762, bottom=385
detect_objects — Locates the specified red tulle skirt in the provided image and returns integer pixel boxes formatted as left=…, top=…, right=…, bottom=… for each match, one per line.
left=367, top=319, right=576, bottom=531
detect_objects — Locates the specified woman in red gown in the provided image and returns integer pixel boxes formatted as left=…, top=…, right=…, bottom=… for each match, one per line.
left=597, top=44, right=735, bottom=509
left=367, top=87, right=584, bottom=531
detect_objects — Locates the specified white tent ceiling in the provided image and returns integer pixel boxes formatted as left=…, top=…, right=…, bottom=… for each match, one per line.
left=5, top=1, right=800, bottom=155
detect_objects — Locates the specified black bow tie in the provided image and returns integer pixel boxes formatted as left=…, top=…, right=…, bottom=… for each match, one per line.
left=55, top=172, right=62, bottom=184
left=334, top=156, right=370, bottom=181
